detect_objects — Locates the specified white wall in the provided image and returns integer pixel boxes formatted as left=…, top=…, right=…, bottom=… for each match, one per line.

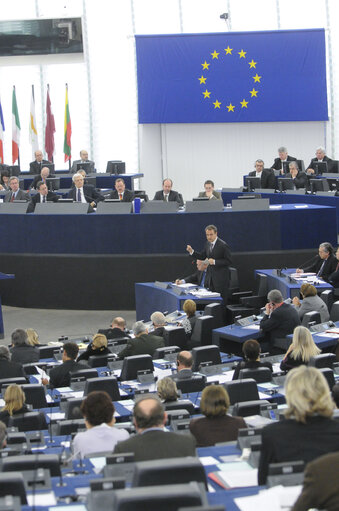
left=140, top=121, right=326, bottom=199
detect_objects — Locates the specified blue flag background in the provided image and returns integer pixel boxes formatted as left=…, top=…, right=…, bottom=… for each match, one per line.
left=135, top=29, right=328, bottom=124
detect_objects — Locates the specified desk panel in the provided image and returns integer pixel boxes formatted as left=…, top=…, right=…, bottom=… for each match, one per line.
left=255, top=268, right=332, bottom=299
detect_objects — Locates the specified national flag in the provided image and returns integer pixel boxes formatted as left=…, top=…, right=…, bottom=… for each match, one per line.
left=0, top=97, right=5, bottom=164
left=45, top=86, right=55, bottom=162
left=12, top=86, right=21, bottom=164
left=63, top=85, right=71, bottom=162
left=135, top=29, right=328, bottom=123
left=29, top=85, right=39, bottom=156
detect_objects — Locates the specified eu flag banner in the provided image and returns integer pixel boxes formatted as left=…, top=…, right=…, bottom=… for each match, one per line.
left=135, top=29, right=328, bottom=124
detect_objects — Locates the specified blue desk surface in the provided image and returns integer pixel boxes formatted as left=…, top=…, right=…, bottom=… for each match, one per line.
left=0, top=203, right=336, bottom=255
left=256, top=268, right=332, bottom=299
left=135, top=282, right=222, bottom=321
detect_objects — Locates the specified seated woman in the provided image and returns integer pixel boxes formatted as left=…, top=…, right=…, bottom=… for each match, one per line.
left=72, top=391, right=129, bottom=458
left=292, top=283, right=330, bottom=322
left=232, top=339, right=273, bottom=380
left=157, top=377, right=179, bottom=403
left=258, top=366, right=339, bottom=485
left=0, top=170, right=10, bottom=191
left=189, top=385, right=246, bottom=447
left=0, top=384, right=46, bottom=429
left=280, top=325, right=321, bottom=372
left=26, top=328, right=44, bottom=346
left=77, top=333, right=110, bottom=362
left=180, top=299, right=198, bottom=339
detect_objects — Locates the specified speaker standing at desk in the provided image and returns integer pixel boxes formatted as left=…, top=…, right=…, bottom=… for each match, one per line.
left=186, top=224, right=232, bottom=304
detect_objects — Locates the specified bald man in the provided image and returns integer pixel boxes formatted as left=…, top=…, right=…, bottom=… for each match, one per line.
left=98, top=316, right=131, bottom=340
left=113, top=395, right=196, bottom=461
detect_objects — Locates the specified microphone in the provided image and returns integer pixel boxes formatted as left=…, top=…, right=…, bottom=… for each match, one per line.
left=297, top=254, right=318, bottom=270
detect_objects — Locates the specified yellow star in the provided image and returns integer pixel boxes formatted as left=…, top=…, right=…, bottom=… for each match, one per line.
left=201, top=61, right=210, bottom=70
left=224, top=46, right=233, bottom=55
left=213, top=99, right=221, bottom=109
left=226, top=103, right=235, bottom=112
left=250, top=88, right=258, bottom=97
left=211, top=50, right=219, bottom=59
left=198, top=75, right=207, bottom=84
left=238, top=49, right=246, bottom=58
left=248, top=59, right=257, bottom=68
left=202, top=89, right=211, bottom=99
left=253, top=73, right=262, bottom=83
left=240, top=99, right=248, bottom=108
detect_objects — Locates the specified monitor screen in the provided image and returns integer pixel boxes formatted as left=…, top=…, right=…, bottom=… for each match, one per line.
left=278, top=178, right=295, bottom=191
left=309, top=178, right=329, bottom=193
left=76, top=162, right=92, bottom=172
left=311, top=161, right=327, bottom=175
left=245, top=176, right=261, bottom=191
left=106, top=161, right=126, bottom=174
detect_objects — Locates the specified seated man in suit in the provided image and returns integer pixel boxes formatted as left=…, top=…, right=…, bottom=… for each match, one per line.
left=113, top=395, right=196, bottom=461
left=153, top=178, right=184, bottom=206
left=98, top=316, right=131, bottom=340
left=4, top=177, right=30, bottom=202
left=285, top=161, right=308, bottom=189
left=260, top=289, right=300, bottom=349
left=296, top=242, right=337, bottom=281
left=248, top=159, right=275, bottom=189
left=71, top=149, right=95, bottom=173
left=172, top=351, right=194, bottom=380
left=198, top=179, right=221, bottom=200
left=42, top=342, right=88, bottom=388
left=306, top=146, right=334, bottom=174
left=150, top=311, right=167, bottom=337
left=175, top=259, right=209, bottom=287
left=109, top=178, right=134, bottom=202
left=29, top=149, right=50, bottom=175
left=67, top=173, right=103, bottom=207
left=271, top=146, right=297, bottom=172
left=118, top=321, right=164, bottom=359
left=27, top=181, right=59, bottom=213
left=30, top=166, right=55, bottom=190
left=0, top=346, right=25, bottom=379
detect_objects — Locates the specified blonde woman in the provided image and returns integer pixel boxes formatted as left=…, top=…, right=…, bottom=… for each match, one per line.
left=77, top=333, right=109, bottom=362
left=292, top=283, right=330, bottom=322
left=26, top=329, right=40, bottom=346
left=280, top=326, right=321, bottom=371
left=0, top=384, right=46, bottom=430
left=258, top=366, right=339, bottom=485
left=157, top=377, right=178, bottom=403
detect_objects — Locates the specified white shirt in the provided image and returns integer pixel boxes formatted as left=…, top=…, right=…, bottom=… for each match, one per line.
left=72, top=423, right=129, bottom=458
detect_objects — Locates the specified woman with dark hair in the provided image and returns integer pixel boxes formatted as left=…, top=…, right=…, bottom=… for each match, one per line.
left=232, top=339, right=273, bottom=380
left=189, top=385, right=246, bottom=447
left=72, top=391, right=129, bottom=458
left=0, top=170, right=10, bottom=191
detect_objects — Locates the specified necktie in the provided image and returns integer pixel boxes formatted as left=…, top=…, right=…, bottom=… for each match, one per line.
left=164, top=194, right=168, bottom=202
left=119, top=193, right=123, bottom=201
left=208, top=242, right=213, bottom=256
left=317, top=260, right=326, bottom=277
left=77, top=189, right=81, bottom=202
left=43, top=195, right=46, bottom=203
left=10, top=193, right=15, bottom=202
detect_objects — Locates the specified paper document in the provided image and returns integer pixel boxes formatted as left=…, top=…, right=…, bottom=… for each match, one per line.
left=235, top=484, right=302, bottom=511
left=242, top=324, right=260, bottom=330
left=294, top=204, right=308, bottom=208
left=199, top=456, right=219, bottom=466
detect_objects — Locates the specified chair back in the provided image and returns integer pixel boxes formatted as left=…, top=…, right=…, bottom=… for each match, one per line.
left=319, top=367, right=336, bottom=390
left=330, top=301, right=339, bottom=322
left=192, top=345, right=221, bottom=372
left=190, top=316, right=214, bottom=347
left=175, top=375, right=206, bottom=394
left=203, top=303, right=225, bottom=328
left=84, top=376, right=121, bottom=401
left=238, top=367, right=272, bottom=383
left=21, top=384, right=48, bottom=408
left=224, top=378, right=259, bottom=405
left=8, top=411, right=47, bottom=432
left=301, top=311, right=321, bottom=327
left=120, top=355, right=154, bottom=381
left=308, top=353, right=336, bottom=369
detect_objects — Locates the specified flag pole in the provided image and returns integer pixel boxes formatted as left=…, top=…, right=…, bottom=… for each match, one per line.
left=13, top=86, right=20, bottom=168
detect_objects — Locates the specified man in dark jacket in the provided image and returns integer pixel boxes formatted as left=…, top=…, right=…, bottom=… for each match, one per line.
left=118, top=322, right=164, bottom=359
left=44, top=342, right=88, bottom=388
left=296, top=242, right=337, bottom=282
left=260, top=289, right=300, bottom=348
left=0, top=346, right=25, bottom=379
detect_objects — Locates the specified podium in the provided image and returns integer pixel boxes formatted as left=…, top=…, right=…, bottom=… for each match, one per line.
left=0, top=272, right=15, bottom=338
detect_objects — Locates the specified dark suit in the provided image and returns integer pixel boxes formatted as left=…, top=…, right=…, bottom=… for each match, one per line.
left=191, top=237, right=232, bottom=303
left=171, top=368, right=193, bottom=380
left=271, top=155, right=297, bottom=171
left=30, top=174, right=55, bottom=190
left=292, top=451, right=339, bottom=511
left=113, top=429, right=196, bottom=461
left=301, top=254, right=337, bottom=282
left=97, top=327, right=131, bottom=340
left=48, top=359, right=89, bottom=388
left=29, top=160, right=50, bottom=174
left=153, top=190, right=184, bottom=206
left=285, top=171, right=308, bottom=189
left=184, top=270, right=207, bottom=287
left=307, top=155, right=334, bottom=173
left=248, top=169, right=275, bottom=189
left=71, top=159, right=95, bottom=173
left=27, top=191, right=59, bottom=213
left=109, top=189, right=134, bottom=202
left=67, top=185, right=103, bottom=205
left=10, top=345, right=39, bottom=364
left=329, top=263, right=339, bottom=287
left=4, top=189, right=30, bottom=202
left=258, top=415, right=339, bottom=485
left=118, top=333, right=165, bottom=359
left=0, top=359, right=25, bottom=379
left=260, top=302, right=300, bottom=344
